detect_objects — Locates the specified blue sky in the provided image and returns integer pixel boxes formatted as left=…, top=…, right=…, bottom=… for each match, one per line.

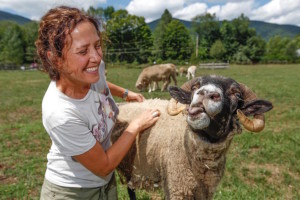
left=0, top=0, right=299, bottom=26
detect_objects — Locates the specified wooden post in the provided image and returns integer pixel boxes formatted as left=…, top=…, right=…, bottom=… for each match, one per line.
left=196, top=34, right=199, bottom=58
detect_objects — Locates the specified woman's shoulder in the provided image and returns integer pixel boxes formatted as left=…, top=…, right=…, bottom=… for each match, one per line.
left=42, top=82, right=85, bottom=122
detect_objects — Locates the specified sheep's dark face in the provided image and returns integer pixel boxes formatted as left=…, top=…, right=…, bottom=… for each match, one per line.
left=187, top=76, right=240, bottom=141
left=169, top=75, right=272, bottom=142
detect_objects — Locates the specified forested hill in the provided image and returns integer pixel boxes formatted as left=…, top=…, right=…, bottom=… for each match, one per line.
left=0, top=10, right=31, bottom=24
left=147, top=18, right=300, bottom=40
left=1, top=9, right=300, bottom=40
left=249, top=20, right=300, bottom=40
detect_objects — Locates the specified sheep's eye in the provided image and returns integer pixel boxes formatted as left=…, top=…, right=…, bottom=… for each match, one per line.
left=191, top=85, right=198, bottom=91
left=235, top=93, right=241, bottom=99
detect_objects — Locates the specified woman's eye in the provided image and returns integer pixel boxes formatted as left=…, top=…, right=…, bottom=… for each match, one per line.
left=95, top=45, right=101, bottom=49
left=78, top=50, right=87, bottom=55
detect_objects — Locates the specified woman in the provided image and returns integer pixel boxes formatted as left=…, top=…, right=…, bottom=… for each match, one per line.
left=35, top=6, right=160, bottom=200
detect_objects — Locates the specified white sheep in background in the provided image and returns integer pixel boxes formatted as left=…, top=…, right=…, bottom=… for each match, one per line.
left=186, top=65, right=197, bottom=80
left=112, top=75, right=273, bottom=200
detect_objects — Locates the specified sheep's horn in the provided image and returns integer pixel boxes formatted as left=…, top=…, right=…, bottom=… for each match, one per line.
left=238, top=83, right=265, bottom=132
left=181, top=77, right=199, bottom=91
left=167, top=78, right=199, bottom=116
left=167, top=98, right=186, bottom=116
left=237, top=109, right=265, bottom=132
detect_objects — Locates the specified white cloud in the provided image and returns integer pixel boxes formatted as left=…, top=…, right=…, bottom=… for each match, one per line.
left=0, top=0, right=106, bottom=20
left=208, top=5, right=221, bottom=16
left=173, top=3, right=207, bottom=20
left=0, top=0, right=299, bottom=26
left=268, top=10, right=300, bottom=26
left=126, top=0, right=184, bottom=22
left=208, top=0, right=255, bottom=20
left=250, top=0, right=300, bottom=25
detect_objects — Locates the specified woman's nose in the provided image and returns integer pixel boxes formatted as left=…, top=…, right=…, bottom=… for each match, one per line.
left=90, top=48, right=102, bottom=63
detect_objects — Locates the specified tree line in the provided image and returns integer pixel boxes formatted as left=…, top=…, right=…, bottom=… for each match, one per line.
left=0, top=6, right=300, bottom=69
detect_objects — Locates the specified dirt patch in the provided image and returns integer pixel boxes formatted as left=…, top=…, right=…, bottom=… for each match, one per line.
left=0, top=163, right=18, bottom=185
left=6, top=106, right=40, bottom=123
left=14, top=79, right=45, bottom=84
left=239, top=162, right=299, bottom=199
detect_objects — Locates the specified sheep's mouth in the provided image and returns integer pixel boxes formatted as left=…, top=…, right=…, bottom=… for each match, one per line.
left=187, top=106, right=205, bottom=119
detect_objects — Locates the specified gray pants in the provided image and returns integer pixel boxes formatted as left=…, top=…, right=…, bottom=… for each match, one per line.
left=40, top=175, right=117, bottom=200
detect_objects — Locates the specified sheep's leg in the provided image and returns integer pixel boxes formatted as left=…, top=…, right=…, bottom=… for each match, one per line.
left=152, top=81, right=158, bottom=91
left=127, top=187, right=136, bottom=200
left=155, top=81, right=160, bottom=90
left=171, top=73, right=177, bottom=86
left=148, top=84, right=152, bottom=93
left=161, top=79, right=170, bottom=91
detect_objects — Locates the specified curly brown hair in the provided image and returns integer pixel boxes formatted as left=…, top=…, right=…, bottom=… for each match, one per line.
left=35, top=6, right=101, bottom=80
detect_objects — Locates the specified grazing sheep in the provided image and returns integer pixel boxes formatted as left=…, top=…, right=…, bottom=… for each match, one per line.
left=179, top=67, right=187, bottom=77
left=112, top=75, right=273, bottom=200
left=135, top=64, right=177, bottom=93
left=187, top=65, right=197, bottom=80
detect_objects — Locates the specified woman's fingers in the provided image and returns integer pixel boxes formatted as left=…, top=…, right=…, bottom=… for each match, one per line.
left=151, top=110, right=160, bottom=118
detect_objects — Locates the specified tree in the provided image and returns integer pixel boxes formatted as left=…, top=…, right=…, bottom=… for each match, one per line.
left=192, top=13, right=221, bottom=58
left=243, top=36, right=266, bottom=63
left=264, top=36, right=290, bottom=62
left=21, top=22, right=39, bottom=63
left=221, top=14, right=259, bottom=62
left=0, top=21, right=24, bottom=66
left=285, top=38, right=299, bottom=62
left=86, top=6, right=104, bottom=21
left=231, top=14, right=256, bottom=46
left=153, top=9, right=173, bottom=60
left=104, top=6, right=115, bottom=21
left=232, top=49, right=251, bottom=64
left=209, top=40, right=226, bottom=61
left=220, top=20, right=239, bottom=60
left=106, top=10, right=153, bottom=63
left=162, top=20, right=193, bottom=60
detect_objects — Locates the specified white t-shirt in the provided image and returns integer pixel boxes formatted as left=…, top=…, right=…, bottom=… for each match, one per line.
left=42, top=61, right=119, bottom=188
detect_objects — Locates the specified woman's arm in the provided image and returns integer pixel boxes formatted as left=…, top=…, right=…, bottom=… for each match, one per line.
left=73, top=109, right=160, bottom=177
left=107, top=81, right=145, bottom=102
left=107, top=81, right=126, bottom=99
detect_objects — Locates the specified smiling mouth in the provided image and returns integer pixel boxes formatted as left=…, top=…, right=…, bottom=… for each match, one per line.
left=86, top=67, right=98, bottom=72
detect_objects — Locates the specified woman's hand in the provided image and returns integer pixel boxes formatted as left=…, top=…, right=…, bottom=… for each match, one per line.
left=126, top=90, right=145, bottom=102
left=126, top=109, right=161, bottom=134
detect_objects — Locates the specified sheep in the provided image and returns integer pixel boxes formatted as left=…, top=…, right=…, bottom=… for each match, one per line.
left=186, top=65, right=197, bottom=80
left=178, top=67, right=187, bottom=77
left=111, top=75, right=273, bottom=200
left=135, top=64, right=177, bottom=93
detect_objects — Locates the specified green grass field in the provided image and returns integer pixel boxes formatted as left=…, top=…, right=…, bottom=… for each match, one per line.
left=0, top=64, right=300, bottom=199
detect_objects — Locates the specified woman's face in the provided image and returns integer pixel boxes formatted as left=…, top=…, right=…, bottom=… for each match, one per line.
left=59, top=21, right=103, bottom=87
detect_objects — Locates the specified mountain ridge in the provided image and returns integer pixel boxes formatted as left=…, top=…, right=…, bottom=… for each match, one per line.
left=147, top=18, right=300, bottom=40
left=0, top=10, right=31, bottom=24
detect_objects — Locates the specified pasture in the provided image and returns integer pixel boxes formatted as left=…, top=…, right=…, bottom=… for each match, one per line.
left=0, top=64, right=299, bottom=199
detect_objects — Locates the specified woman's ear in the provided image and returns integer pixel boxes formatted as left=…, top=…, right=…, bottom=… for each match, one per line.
left=47, top=51, right=64, bottom=68
left=47, top=51, right=53, bottom=62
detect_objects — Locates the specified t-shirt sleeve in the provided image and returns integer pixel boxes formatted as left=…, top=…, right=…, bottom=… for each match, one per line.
left=49, top=119, right=96, bottom=156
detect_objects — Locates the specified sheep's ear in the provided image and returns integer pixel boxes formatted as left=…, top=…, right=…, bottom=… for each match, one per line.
left=168, top=86, right=192, bottom=104
left=239, top=99, right=273, bottom=116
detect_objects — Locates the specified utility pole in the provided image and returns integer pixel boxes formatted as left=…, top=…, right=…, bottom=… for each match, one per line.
left=195, top=34, right=199, bottom=58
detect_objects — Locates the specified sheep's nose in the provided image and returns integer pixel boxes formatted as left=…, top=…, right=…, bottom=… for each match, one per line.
left=208, top=92, right=221, bottom=101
